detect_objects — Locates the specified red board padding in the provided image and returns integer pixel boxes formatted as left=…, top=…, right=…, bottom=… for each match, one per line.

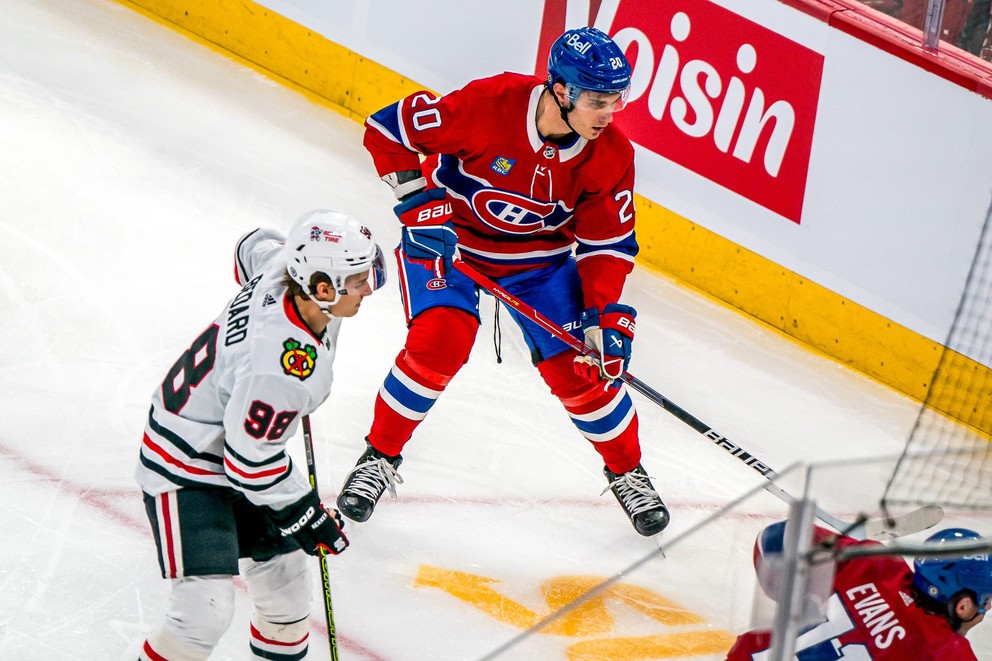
left=778, top=0, right=992, bottom=98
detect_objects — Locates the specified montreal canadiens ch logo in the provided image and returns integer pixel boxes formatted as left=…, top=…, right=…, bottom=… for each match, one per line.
left=427, top=278, right=447, bottom=290
left=281, top=338, right=317, bottom=380
left=471, top=189, right=561, bottom=235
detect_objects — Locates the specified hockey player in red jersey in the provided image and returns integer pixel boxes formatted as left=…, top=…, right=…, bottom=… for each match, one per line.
left=727, top=522, right=992, bottom=660
left=136, top=210, right=386, bottom=661
left=335, top=26, right=670, bottom=537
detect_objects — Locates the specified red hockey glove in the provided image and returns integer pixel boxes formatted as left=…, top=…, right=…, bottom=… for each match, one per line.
left=573, top=303, right=636, bottom=388
left=394, top=188, right=457, bottom=276
left=273, top=491, right=349, bottom=557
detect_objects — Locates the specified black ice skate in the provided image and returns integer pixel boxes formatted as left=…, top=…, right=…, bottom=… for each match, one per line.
left=603, top=464, right=670, bottom=536
left=336, top=439, right=403, bottom=523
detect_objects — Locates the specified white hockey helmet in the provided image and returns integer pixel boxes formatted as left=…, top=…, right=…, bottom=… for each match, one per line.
left=284, top=209, right=386, bottom=310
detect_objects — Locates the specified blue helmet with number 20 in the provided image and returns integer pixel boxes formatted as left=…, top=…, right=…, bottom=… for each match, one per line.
left=547, top=27, right=632, bottom=106
left=913, top=528, right=992, bottom=611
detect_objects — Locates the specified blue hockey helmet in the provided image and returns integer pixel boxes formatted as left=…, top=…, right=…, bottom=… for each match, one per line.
left=546, top=27, right=632, bottom=106
left=913, top=528, right=992, bottom=611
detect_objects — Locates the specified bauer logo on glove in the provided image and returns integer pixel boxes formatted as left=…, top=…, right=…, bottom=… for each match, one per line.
left=414, top=201, right=452, bottom=224
left=573, top=303, right=637, bottom=387
left=394, top=187, right=452, bottom=227
left=395, top=188, right=459, bottom=276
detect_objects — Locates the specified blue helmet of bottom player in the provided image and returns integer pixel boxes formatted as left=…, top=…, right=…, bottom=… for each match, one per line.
left=913, top=528, right=992, bottom=617
left=546, top=26, right=632, bottom=112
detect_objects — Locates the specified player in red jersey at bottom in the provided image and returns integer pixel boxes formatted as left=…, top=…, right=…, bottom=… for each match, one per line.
left=727, top=521, right=992, bottom=660
left=335, top=26, right=670, bottom=537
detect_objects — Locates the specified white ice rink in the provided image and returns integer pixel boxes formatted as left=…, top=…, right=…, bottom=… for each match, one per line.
left=2, top=1, right=990, bottom=659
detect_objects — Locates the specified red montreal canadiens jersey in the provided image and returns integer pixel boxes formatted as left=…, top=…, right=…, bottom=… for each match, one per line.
left=364, top=72, right=638, bottom=309
left=727, top=535, right=978, bottom=660
left=135, top=229, right=341, bottom=510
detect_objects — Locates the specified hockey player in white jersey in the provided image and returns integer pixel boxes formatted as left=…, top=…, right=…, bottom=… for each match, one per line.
left=136, top=209, right=385, bottom=661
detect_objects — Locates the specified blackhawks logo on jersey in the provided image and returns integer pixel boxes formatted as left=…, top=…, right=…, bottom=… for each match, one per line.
left=281, top=338, right=317, bottom=380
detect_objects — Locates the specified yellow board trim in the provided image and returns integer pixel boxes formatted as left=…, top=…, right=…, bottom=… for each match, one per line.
left=116, top=0, right=424, bottom=121
left=113, top=0, right=990, bottom=435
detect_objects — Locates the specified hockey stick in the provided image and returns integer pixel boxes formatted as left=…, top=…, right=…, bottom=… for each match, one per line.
left=453, top=259, right=943, bottom=540
left=301, top=414, right=340, bottom=661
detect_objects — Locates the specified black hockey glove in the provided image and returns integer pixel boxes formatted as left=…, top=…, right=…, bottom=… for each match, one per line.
left=273, top=491, right=349, bottom=557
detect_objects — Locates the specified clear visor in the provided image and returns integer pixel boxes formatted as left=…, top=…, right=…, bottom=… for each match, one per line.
left=339, top=245, right=387, bottom=295
left=566, top=84, right=630, bottom=112
left=369, top=245, right=387, bottom=291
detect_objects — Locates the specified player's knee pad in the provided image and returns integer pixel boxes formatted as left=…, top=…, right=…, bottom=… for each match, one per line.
left=406, top=307, right=477, bottom=378
left=154, top=576, right=235, bottom=656
left=242, top=551, right=312, bottom=625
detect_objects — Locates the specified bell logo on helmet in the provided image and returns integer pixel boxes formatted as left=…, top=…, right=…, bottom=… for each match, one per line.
left=565, top=33, right=592, bottom=55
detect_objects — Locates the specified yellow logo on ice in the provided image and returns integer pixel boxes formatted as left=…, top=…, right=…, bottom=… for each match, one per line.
left=414, top=565, right=734, bottom=659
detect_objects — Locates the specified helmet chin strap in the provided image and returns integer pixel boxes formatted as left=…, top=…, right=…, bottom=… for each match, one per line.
left=306, top=288, right=342, bottom=319
left=548, top=85, right=577, bottom=134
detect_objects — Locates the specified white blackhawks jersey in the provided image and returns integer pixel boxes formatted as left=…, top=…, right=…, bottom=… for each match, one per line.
left=135, top=228, right=341, bottom=511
